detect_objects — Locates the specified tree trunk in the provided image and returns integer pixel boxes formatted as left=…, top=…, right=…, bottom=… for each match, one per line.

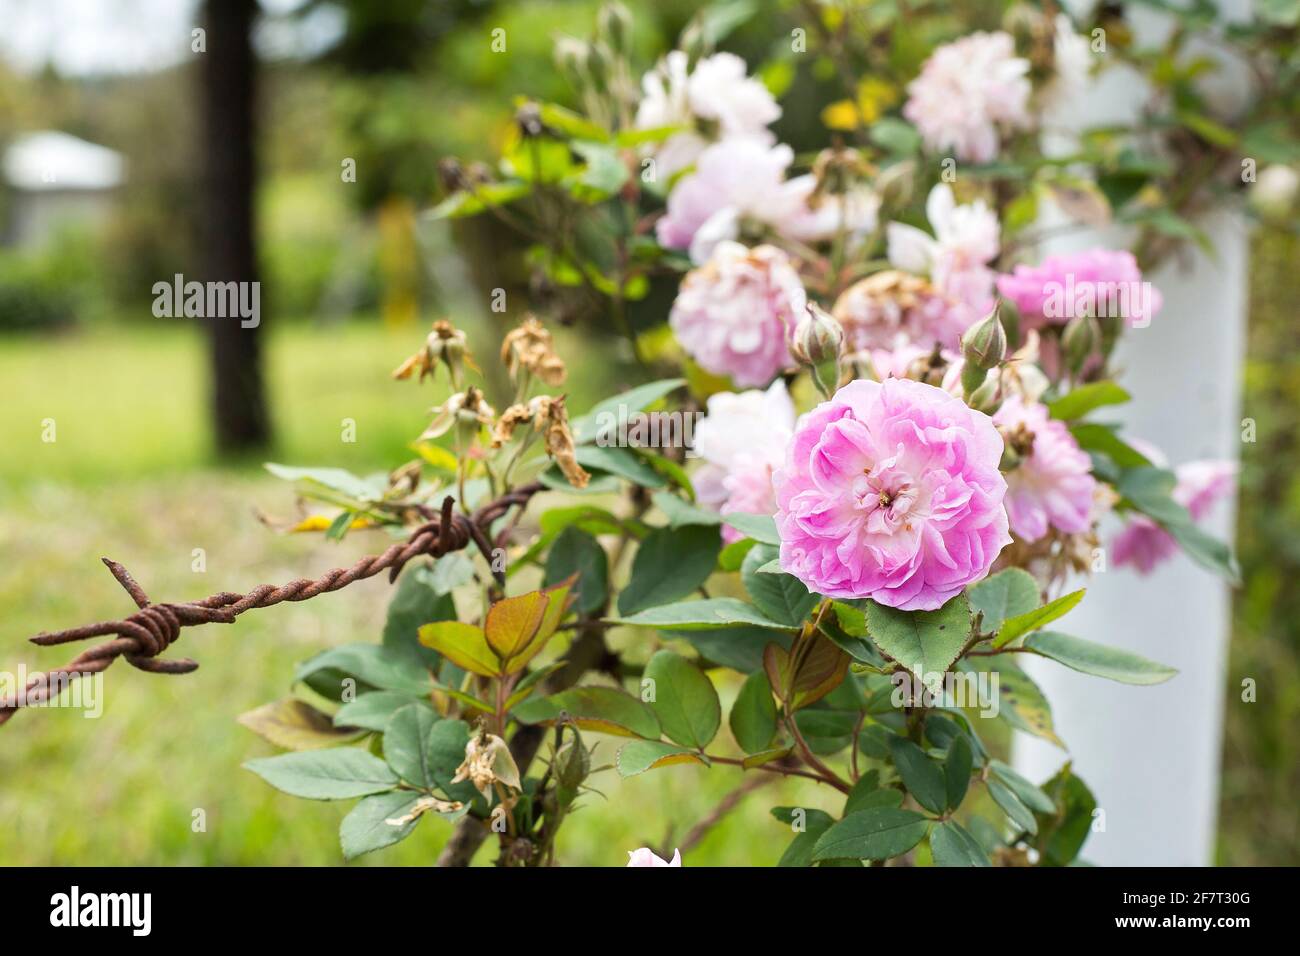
left=201, top=0, right=270, bottom=452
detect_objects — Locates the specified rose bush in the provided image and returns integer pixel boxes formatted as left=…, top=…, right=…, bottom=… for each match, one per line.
left=14, top=0, right=1292, bottom=867
left=156, top=1, right=1274, bottom=866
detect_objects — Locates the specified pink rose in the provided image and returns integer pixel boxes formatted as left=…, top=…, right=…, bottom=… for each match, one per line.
left=1113, top=460, right=1237, bottom=574
left=996, top=249, right=1162, bottom=329
left=669, top=241, right=806, bottom=388
left=655, top=137, right=795, bottom=263
left=693, top=381, right=796, bottom=543
left=627, top=847, right=681, bottom=867
left=902, top=31, right=1032, bottom=164
left=774, top=378, right=1011, bottom=611
left=993, top=396, right=1096, bottom=542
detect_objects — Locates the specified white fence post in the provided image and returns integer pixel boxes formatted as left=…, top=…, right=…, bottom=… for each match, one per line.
left=1012, top=2, right=1251, bottom=865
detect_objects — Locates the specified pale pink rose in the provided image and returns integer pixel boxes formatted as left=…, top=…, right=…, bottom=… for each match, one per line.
left=833, top=271, right=978, bottom=355
left=774, top=378, right=1011, bottom=611
left=886, top=184, right=999, bottom=331
left=656, top=137, right=797, bottom=263
left=693, top=380, right=796, bottom=543
left=1112, top=460, right=1237, bottom=574
left=635, top=51, right=780, bottom=180
left=669, top=241, right=806, bottom=387
left=993, top=396, right=1096, bottom=542
left=627, top=847, right=682, bottom=867
left=996, top=249, right=1162, bottom=329
left=902, top=31, right=1032, bottom=164
left=775, top=174, right=881, bottom=245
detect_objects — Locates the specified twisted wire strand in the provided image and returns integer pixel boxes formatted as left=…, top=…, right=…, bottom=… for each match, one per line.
left=0, top=483, right=542, bottom=727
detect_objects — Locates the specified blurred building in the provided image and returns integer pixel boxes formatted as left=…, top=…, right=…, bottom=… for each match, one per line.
left=1, top=131, right=126, bottom=247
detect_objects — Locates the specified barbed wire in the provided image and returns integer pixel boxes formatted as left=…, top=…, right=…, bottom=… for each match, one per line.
left=0, top=482, right=543, bottom=727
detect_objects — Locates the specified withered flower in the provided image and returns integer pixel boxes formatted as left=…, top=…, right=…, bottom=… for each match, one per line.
left=452, top=732, right=523, bottom=804
left=421, top=386, right=496, bottom=442
left=501, top=315, right=567, bottom=386
left=492, top=395, right=589, bottom=488
left=385, top=796, right=465, bottom=827
left=393, top=320, right=474, bottom=386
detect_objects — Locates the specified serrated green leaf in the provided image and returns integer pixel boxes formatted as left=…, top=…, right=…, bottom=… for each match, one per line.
left=615, top=739, right=707, bottom=776
left=865, top=594, right=971, bottom=695
left=644, top=650, right=720, bottom=749
left=994, top=589, right=1085, bottom=647
left=967, top=569, right=1039, bottom=633
left=609, top=597, right=791, bottom=631
left=1022, top=631, right=1177, bottom=685
left=930, top=820, right=991, bottom=867
left=244, top=749, right=398, bottom=800
left=887, top=735, right=947, bottom=814
left=811, top=807, right=930, bottom=862
left=618, top=524, right=721, bottom=615
left=729, top=670, right=777, bottom=754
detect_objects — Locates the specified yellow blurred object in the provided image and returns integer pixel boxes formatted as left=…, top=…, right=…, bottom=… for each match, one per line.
left=378, top=196, right=419, bottom=330
left=821, top=78, right=899, bottom=131
left=290, top=515, right=375, bottom=533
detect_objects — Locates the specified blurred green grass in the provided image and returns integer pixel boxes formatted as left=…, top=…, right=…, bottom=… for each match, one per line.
left=0, top=320, right=834, bottom=866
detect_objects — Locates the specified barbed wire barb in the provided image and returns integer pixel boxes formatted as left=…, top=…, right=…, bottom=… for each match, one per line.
left=0, top=482, right=543, bottom=727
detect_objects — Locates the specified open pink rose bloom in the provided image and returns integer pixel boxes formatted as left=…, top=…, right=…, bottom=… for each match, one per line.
left=774, top=378, right=1011, bottom=610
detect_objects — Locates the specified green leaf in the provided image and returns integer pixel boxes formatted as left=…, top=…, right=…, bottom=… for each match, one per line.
left=930, top=820, right=991, bottom=867
left=339, top=791, right=425, bottom=860
left=983, top=659, right=1064, bottom=748
left=742, top=544, right=818, bottom=627
left=1048, top=382, right=1131, bottom=420
left=887, top=736, right=947, bottom=815
left=383, top=562, right=457, bottom=669
left=334, top=692, right=428, bottom=733
left=945, top=733, right=973, bottom=811
left=1022, top=631, right=1177, bottom=685
left=729, top=670, right=777, bottom=754
left=427, top=181, right=532, bottom=219
left=672, top=624, right=791, bottom=672
left=811, top=807, right=931, bottom=862
left=966, top=569, right=1039, bottom=633
left=651, top=490, right=721, bottom=527
left=615, top=739, right=707, bottom=776
left=570, top=379, right=686, bottom=444
left=294, top=643, right=432, bottom=698
left=382, top=703, right=440, bottom=788
left=237, top=699, right=365, bottom=751
left=989, top=760, right=1056, bottom=814
left=264, top=463, right=384, bottom=502
left=865, top=594, right=971, bottom=695
left=511, top=686, right=660, bottom=739
left=426, top=718, right=478, bottom=804
left=1070, top=423, right=1153, bottom=468
left=773, top=808, right=837, bottom=867
left=544, top=527, right=609, bottom=615
left=721, top=512, right=781, bottom=545
left=1166, top=518, right=1240, bottom=583
left=574, top=445, right=668, bottom=488
left=987, top=777, right=1038, bottom=835
left=611, top=597, right=791, bottom=632
left=1033, top=763, right=1097, bottom=866
left=643, top=651, right=720, bottom=749
left=418, top=622, right=500, bottom=677
left=618, top=524, right=721, bottom=616
left=244, top=749, right=398, bottom=800
left=718, top=537, right=757, bottom=571
left=994, top=589, right=1085, bottom=647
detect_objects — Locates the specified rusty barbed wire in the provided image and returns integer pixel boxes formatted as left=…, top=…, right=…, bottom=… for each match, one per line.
left=0, top=482, right=543, bottom=727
